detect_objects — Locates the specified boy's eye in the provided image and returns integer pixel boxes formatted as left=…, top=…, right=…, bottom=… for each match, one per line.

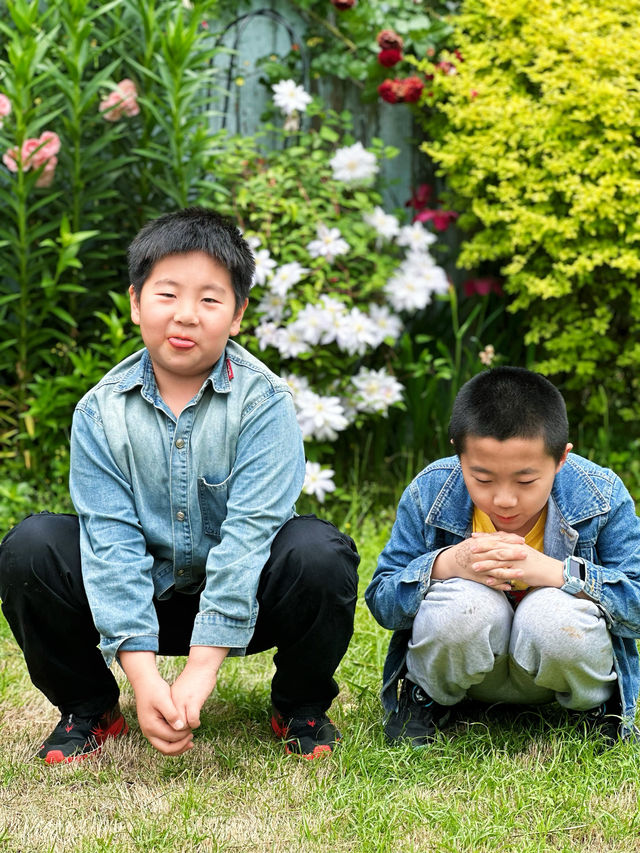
left=158, top=292, right=175, bottom=298
left=474, top=478, right=491, bottom=485
left=518, top=480, right=537, bottom=486
left=202, top=297, right=220, bottom=304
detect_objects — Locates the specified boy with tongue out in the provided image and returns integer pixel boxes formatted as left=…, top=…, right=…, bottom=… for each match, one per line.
left=0, top=207, right=359, bottom=763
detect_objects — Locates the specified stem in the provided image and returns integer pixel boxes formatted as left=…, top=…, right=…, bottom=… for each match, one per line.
left=68, top=7, right=85, bottom=329
left=297, top=5, right=358, bottom=53
left=12, top=69, right=29, bottom=433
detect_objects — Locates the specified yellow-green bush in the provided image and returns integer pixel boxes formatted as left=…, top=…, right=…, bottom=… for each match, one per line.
left=416, top=0, right=640, bottom=427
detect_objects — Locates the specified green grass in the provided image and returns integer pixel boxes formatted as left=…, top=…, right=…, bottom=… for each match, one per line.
left=1, top=516, right=640, bottom=852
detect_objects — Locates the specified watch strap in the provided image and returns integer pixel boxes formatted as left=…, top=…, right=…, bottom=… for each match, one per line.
left=561, top=556, right=586, bottom=596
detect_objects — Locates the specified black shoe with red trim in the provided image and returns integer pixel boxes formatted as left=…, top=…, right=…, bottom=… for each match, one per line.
left=37, top=704, right=129, bottom=764
left=271, top=706, right=341, bottom=759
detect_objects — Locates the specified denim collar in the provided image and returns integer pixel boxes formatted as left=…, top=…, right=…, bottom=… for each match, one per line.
left=113, top=348, right=233, bottom=398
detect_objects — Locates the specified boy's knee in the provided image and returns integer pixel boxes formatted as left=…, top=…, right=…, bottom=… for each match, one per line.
left=270, top=515, right=359, bottom=594
left=0, top=512, right=79, bottom=587
left=513, top=587, right=607, bottom=664
left=413, top=579, right=511, bottom=648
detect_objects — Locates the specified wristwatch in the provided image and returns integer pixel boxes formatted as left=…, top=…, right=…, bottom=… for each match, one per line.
left=561, top=555, right=586, bottom=595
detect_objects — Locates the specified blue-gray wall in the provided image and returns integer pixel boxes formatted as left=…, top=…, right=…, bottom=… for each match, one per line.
left=209, top=0, right=422, bottom=211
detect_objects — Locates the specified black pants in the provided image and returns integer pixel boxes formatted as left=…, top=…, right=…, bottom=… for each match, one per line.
left=0, top=512, right=359, bottom=718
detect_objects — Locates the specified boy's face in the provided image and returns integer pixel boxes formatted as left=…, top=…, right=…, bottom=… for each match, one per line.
left=130, top=251, right=247, bottom=392
left=459, top=435, right=571, bottom=537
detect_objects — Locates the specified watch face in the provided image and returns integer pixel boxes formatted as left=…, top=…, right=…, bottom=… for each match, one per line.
left=568, top=558, right=582, bottom=580
left=569, top=557, right=586, bottom=582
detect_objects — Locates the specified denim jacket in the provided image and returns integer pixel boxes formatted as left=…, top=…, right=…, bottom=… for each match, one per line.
left=365, top=453, right=640, bottom=732
left=70, top=341, right=305, bottom=667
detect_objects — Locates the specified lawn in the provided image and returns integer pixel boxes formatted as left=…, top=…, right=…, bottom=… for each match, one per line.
left=1, top=516, right=640, bottom=852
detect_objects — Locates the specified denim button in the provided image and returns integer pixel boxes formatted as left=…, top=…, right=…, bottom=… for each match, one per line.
left=175, top=438, right=185, bottom=449
left=176, top=511, right=185, bottom=521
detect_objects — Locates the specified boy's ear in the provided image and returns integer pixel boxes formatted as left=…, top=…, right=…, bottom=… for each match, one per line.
left=230, top=297, right=249, bottom=336
left=129, top=284, right=140, bottom=325
left=555, top=442, right=573, bottom=473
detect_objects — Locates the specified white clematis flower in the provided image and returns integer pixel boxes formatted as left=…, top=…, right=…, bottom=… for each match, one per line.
left=330, top=142, right=378, bottom=184
left=272, top=79, right=312, bottom=116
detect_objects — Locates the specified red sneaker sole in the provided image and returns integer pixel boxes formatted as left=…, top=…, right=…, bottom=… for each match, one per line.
left=41, top=716, right=129, bottom=765
left=271, top=715, right=338, bottom=759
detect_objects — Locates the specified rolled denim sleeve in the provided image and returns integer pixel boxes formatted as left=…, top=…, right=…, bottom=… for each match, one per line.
left=70, top=406, right=160, bottom=666
left=365, top=481, right=449, bottom=631
left=190, top=390, right=305, bottom=650
left=581, top=476, right=640, bottom=638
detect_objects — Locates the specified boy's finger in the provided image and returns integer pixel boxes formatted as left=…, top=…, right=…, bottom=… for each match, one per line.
left=149, top=733, right=194, bottom=755
left=472, top=532, right=525, bottom=543
left=186, top=708, right=201, bottom=729
left=155, top=694, right=188, bottom=731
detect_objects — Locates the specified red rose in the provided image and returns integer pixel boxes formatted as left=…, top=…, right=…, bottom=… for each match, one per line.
left=377, top=29, right=404, bottom=51
left=378, top=79, right=400, bottom=104
left=330, top=0, right=356, bottom=9
left=398, top=76, right=424, bottom=103
left=378, top=48, right=403, bottom=68
left=379, top=76, right=425, bottom=104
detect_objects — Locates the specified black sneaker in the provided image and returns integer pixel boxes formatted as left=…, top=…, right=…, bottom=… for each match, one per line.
left=384, top=678, right=453, bottom=747
left=271, top=706, right=340, bottom=759
left=573, top=701, right=640, bottom=747
left=37, top=704, right=129, bottom=764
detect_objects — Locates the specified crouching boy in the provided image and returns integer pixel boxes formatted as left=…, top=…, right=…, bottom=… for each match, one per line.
left=0, top=207, right=359, bottom=763
left=365, top=367, right=640, bottom=746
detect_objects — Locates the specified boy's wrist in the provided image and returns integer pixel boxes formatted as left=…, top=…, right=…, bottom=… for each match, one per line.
left=187, top=645, right=229, bottom=674
left=431, top=545, right=460, bottom=580
left=119, top=650, right=161, bottom=688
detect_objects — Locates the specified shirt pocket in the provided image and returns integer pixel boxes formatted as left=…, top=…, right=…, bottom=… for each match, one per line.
left=197, top=472, right=232, bottom=539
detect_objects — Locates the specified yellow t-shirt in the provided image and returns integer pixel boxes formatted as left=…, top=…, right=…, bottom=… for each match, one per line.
left=472, top=506, right=547, bottom=597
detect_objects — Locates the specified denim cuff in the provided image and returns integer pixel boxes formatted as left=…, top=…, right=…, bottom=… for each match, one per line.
left=101, top=634, right=160, bottom=668
left=190, top=610, right=255, bottom=650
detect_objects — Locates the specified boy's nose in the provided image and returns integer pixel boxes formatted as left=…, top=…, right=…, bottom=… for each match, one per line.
left=173, top=306, right=198, bottom=324
left=493, top=490, right=517, bottom=508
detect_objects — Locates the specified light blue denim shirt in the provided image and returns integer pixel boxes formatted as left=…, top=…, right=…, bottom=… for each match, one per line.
left=365, top=453, right=640, bottom=733
left=70, top=340, right=305, bottom=667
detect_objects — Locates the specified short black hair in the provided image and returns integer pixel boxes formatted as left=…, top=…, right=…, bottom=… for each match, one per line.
left=127, top=207, right=255, bottom=310
left=449, top=366, right=569, bottom=463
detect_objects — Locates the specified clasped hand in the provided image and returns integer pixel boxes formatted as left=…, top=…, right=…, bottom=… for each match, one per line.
left=120, top=646, right=228, bottom=756
left=450, top=532, right=563, bottom=592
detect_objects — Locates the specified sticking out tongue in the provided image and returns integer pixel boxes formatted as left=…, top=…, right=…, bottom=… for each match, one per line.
left=169, top=337, right=195, bottom=349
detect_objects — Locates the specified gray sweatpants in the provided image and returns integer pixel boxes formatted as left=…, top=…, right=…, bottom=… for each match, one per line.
left=406, top=578, right=617, bottom=709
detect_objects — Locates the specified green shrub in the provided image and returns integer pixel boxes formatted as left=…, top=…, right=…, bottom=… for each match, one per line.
left=412, top=0, right=640, bottom=434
